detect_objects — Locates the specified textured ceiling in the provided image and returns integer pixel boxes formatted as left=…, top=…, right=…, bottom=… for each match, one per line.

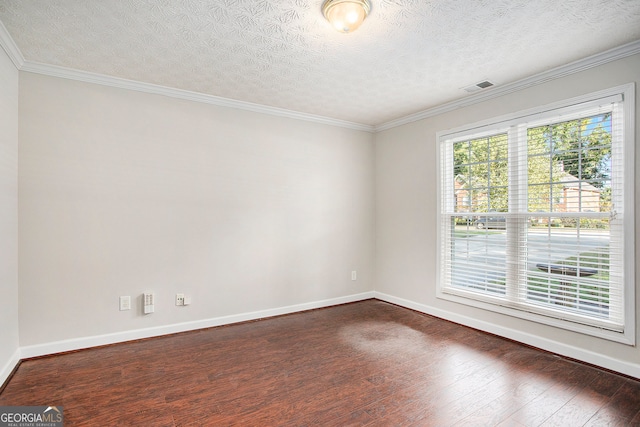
left=1, top=0, right=639, bottom=126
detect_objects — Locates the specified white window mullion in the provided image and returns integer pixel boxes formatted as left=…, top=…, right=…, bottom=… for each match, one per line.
left=439, top=140, right=454, bottom=294
left=608, top=100, right=626, bottom=327
left=505, top=125, right=527, bottom=304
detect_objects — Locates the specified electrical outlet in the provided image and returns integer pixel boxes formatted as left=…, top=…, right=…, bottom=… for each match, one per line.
left=176, top=293, right=185, bottom=306
left=351, top=271, right=357, bottom=281
left=119, top=296, right=131, bottom=311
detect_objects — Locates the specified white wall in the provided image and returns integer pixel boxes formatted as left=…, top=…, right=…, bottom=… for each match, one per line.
left=0, top=46, right=19, bottom=384
left=18, top=73, right=375, bottom=348
left=11, top=46, right=639, bottom=379
left=375, top=53, right=640, bottom=377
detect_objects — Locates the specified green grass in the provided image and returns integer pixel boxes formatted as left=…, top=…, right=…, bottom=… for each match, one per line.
left=453, top=229, right=503, bottom=238
left=527, top=248, right=610, bottom=307
left=477, top=248, right=611, bottom=308
left=560, top=250, right=609, bottom=281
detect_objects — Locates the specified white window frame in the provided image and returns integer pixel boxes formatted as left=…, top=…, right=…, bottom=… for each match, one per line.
left=436, top=84, right=635, bottom=345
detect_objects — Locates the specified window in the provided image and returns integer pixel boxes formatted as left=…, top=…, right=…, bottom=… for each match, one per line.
left=437, top=85, right=635, bottom=344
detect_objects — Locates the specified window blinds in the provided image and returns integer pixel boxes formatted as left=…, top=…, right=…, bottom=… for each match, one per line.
left=438, top=87, right=632, bottom=340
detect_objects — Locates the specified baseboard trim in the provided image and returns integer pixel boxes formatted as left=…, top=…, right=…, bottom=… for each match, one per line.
left=12, top=291, right=637, bottom=381
left=374, top=291, right=640, bottom=380
left=0, top=348, right=21, bottom=391
left=19, top=292, right=375, bottom=360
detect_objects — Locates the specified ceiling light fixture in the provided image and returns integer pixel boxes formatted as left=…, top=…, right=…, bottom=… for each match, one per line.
left=322, top=0, right=371, bottom=33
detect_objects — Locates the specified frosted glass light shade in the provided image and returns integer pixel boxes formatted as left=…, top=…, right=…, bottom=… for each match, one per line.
left=322, top=0, right=371, bottom=33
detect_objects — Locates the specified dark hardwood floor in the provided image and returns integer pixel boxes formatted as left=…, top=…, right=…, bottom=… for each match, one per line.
left=1, top=299, right=639, bottom=426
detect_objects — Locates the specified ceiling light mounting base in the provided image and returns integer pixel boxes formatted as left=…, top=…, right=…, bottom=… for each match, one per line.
left=322, top=0, right=371, bottom=33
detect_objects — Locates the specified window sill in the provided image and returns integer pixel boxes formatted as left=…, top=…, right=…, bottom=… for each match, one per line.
left=437, top=288, right=635, bottom=346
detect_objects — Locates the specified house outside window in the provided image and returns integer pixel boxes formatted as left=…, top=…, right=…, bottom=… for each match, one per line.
left=437, top=85, right=635, bottom=344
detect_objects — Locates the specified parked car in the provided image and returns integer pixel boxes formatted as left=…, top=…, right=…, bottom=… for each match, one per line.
left=475, top=216, right=506, bottom=229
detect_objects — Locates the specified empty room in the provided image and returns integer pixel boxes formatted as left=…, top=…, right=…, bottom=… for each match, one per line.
left=1, top=1, right=640, bottom=425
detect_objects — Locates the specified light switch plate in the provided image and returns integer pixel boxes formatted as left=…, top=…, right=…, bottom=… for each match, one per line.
left=119, top=296, right=131, bottom=311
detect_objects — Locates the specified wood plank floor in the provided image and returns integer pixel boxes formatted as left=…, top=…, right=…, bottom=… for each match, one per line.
left=1, top=300, right=639, bottom=426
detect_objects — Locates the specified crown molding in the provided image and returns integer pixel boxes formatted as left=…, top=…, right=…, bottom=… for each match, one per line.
left=1, top=20, right=372, bottom=131
left=374, top=39, right=640, bottom=132
left=0, top=12, right=373, bottom=132
left=19, top=61, right=375, bottom=133
left=0, top=20, right=24, bottom=69
left=3, top=14, right=638, bottom=135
